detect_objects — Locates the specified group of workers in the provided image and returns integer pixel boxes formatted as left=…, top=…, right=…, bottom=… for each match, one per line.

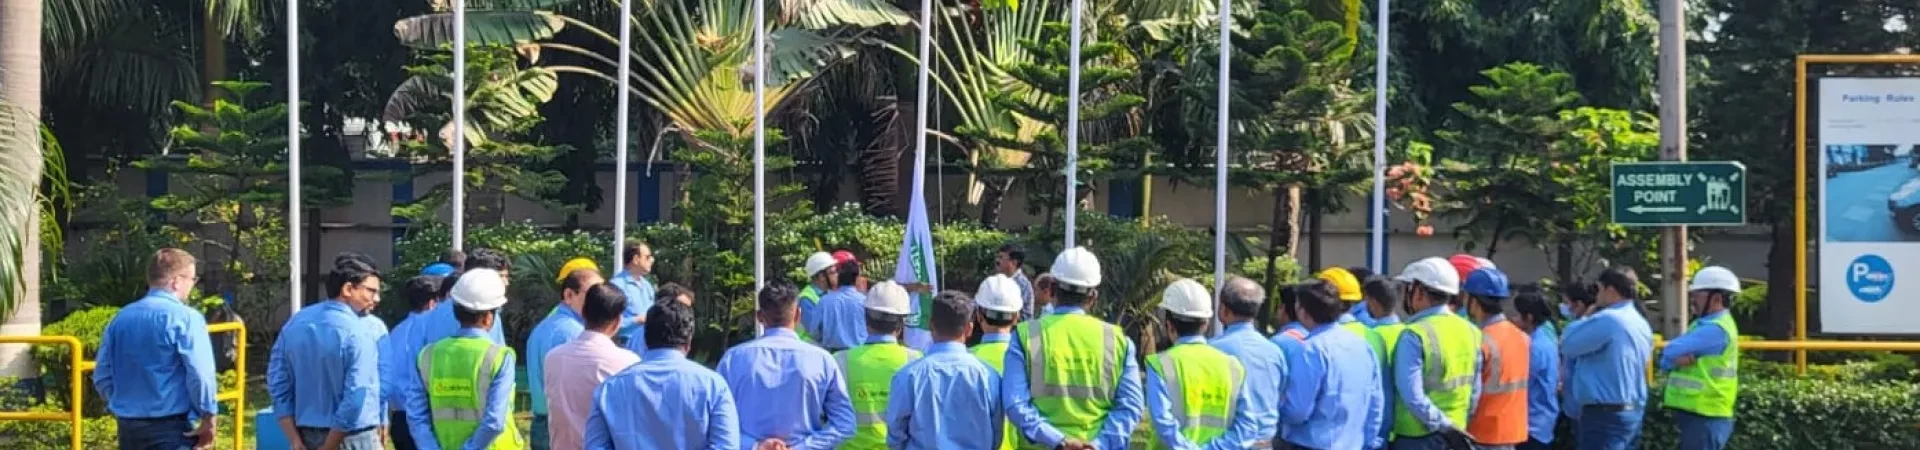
left=86, top=241, right=1746, bottom=450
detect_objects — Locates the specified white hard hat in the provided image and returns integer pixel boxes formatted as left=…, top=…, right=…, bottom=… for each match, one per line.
left=1051, top=247, right=1103, bottom=292
left=1159, top=278, right=1214, bottom=319
left=865, top=281, right=913, bottom=315
left=451, top=268, right=509, bottom=310
left=1395, top=257, right=1461, bottom=296
left=1475, top=257, right=1496, bottom=269
left=804, top=252, right=838, bottom=277
left=975, top=275, right=1024, bottom=314
left=1689, top=266, right=1742, bottom=293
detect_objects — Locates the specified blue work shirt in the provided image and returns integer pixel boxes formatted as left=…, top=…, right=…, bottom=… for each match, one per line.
left=1000, top=306, right=1145, bottom=450
left=527, top=305, right=587, bottom=415
left=885, top=341, right=1003, bottom=450
left=1279, top=323, right=1382, bottom=450
left=1145, top=336, right=1262, bottom=450
left=268, top=300, right=383, bottom=431
left=715, top=327, right=855, bottom=450
left=1269, top=322, right=1308, bottom=365
left=93, top=289, right=218, bottom=420
left=1209, top=322, right=1285, bottom=448
left=609, top=270, right=656, bottom=342
left=378, top=311, right=432, bottom=412
left=586, top=348, right=739, bottom=450
left=1010, top=271, right=1035, bottom=317
left=420, top=298, right=506, bottom=347
left=1527, top=323, right=1561, bottom=444
left=1392, top=305, right=1483, bottom=433
left=360, top=313, right=390, bottom=424
left=1349, top=302, right=1377, bottom=327
left=1659, top=310, right=1730, bottom=371
left=799, top=284, right=826, bottom=339
left=405, top=329, right=518, bottom=450
left=815, top=286, right=869, bottom=350
left=1559, top=300, right=1652, bottom=415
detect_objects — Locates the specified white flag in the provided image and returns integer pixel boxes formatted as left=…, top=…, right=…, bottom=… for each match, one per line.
left=895, top=143, right=938, bottom=350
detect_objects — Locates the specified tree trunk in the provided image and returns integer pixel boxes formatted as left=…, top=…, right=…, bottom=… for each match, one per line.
left=978, top=176, right=1013, bottom=228
left=0, top=0, right=45, bottom=378
left=1307, top=190, right=1323, bottom=270
left=1555, top=239, right=1575, bottom=288
left=202, top=12, right=227, bottom=104
left=1765, top=217, right=1795, bottom=341
left=1279, top=184, right=1302, bottom=259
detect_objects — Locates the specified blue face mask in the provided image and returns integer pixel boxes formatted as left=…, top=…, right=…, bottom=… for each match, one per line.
left=1559, top=303, right=1575, bottom=318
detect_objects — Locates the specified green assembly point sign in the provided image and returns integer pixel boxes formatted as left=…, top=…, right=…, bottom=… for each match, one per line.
left=1610, top=161, right=1747, bottom=226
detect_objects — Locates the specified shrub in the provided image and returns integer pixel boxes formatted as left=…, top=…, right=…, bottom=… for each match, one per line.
left=32, top=307, right=118, bottom=414
left=1635, top=377, right=1920, bottom=449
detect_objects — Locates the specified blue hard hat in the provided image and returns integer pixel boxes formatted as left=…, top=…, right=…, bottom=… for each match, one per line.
left=421, top=262, right=456, bottom=277
left=1463, top=267, right=1510, bottom=298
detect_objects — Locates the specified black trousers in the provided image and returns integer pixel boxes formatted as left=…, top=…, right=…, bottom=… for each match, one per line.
left=389, top=410, right=419, bottom=450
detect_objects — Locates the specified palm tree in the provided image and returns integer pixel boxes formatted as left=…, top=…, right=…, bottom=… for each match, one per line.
left=0, top=0, right=48, bottom=379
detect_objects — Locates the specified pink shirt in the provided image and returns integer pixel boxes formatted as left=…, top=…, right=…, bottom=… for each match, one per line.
left=543, top=331, right=640, bottom=450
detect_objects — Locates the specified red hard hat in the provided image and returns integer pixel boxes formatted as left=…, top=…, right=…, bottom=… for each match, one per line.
left=1448, top=253, right=1482, bottom=283
left=833, top=250, right=858, bottom=264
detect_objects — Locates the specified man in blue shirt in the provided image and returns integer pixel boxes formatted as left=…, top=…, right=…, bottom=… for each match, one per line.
left=379, top=275, right=445, bottom=450
left=1279, top=281, right=1384, bottom=450
left=95, top=249, right=219, bottom=450
left=1001, top=247, right=1144, bottom=450
left=1209, top=277, right=1286, bottom=449
left=610, top=240, right=657, bottom=347
left=716, top=282, right=855, bottom=450
left=1658, top=266, right=1741, bottom=450
left=1560, top=267, right=1653, bottom=450
left=270, top=254, right=386, bottom=449
left=815, top=263, right=870, bottom=351
left=995, top=244, right=1036, bottom=316
left=587, top=296, right=738, bottom=450
left=528, top=261, right=603, bottom=450
left=1508, top=287, right=1560, bottom=450
left=625, top=283, right=694, bottom=354
left=1360, top=275, right=1403, bottom=450
left=420, top=249, right=511, bottom=346
left=886, top=290, right=1002, bottom=449
left=1390, top=257, right=1480, bottom=450
left=406, top=268, right=523, bottom=450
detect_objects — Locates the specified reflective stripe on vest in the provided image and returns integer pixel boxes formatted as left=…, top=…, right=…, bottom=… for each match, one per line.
left=1664, top=313, right=1740, bottom=418
left=1392, top=313, right=1479, bottom=438
left=837, top=343, right=919, bottom=449
left=1468, top=320, right=1530, bottom=445
left=970, top=342, right=1016, bottom=450
left=1131, top=344, right=1244, bottom=450
left=1021, top=314, right=1127, bottom=444
left=419, top=337, right=525, bottom=450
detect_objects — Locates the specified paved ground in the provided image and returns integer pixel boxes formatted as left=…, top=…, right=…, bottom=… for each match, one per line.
left=1827, top=161, right=1920, bottom=242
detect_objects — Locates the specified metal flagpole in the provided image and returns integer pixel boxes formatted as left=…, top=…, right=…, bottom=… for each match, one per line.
left=752, top=0, right=767, bottom=334
left=613, top=0, right=633, bottom=267
left=451, top=0, right=468, bottom=251
left=1064, top=0, right=1083, bottom=247
left=287, top=0, right=302, bottom=313
left=1369, top=0, right=1389, bottom=273
left=1214, top=0, right=1230, bottom=298
left=915, top=0, right=932, bottom=227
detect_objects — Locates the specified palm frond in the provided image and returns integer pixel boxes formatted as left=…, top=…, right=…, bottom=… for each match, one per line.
left=0, top=103, right=47, bottom=320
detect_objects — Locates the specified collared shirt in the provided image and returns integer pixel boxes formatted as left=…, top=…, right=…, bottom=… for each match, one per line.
left=406, top=329, right=518, bottom=450
left=1000, top=306, right=1145, bottom=450
left=1009, top=270, right=1035, bottom=317
left=360, top=313, right=391, bottom=425
left=585, top=348, right=733, bottom=450
left=885, top=341, right=1003, bottom=450
left=1659, top=310, right=1731, bottom=371
left=1560, top=301, right=1652, bottom=412
left=1392, top=305, right=1483, bottom=432
left=1208, top=322, right=1285, bottom=449
left=420, top=298, right=506, bottom=347
left=379, top=311, right=433, bottom=412
left=1527, top=323, right=1561, bottom=444
left=93, top=289, right=218, bottom=420
left=815, top=287, right=869, bottom=350
left=1279, top=323, right=1382, bottom=450
left=268, top=300, right=383, bottom=431
left=609, top=270, right=656, bottom=342
left=528, top=305, right=588, bottom=415
left=715, top=327, right=854, bottom=450
left=1337, top=313, right=1389, bottom=449
left=1146, top=336, right=1261, bottom=450
left=549, top=331, right=641, bottom=450
left=1349, top=302, right=1377, bottom=327
left=800, top=284, right=827, bottom=340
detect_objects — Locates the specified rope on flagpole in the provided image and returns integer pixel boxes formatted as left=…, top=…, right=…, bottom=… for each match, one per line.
left=286, top=0, right=302, bottom=313
left=613, top=0, right=633, bottom=267
left=451, top=0, right=468, bottom=251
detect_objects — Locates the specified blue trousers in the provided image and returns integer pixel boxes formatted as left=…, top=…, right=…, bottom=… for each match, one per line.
left=531, top=413, right=550, bottom=450
left=1391, top=434, right=1451, bottom=450
left=118, top=416, right=194, bottom=450
left=1574, top=405, right=1644, bottom=450
left=296, top=426, right=383, bottom=450
left=1673, top=411, right=1733, bottom=450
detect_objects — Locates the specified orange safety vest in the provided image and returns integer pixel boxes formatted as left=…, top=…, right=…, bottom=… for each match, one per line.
left=1468, top=319, right=1530, bottom=445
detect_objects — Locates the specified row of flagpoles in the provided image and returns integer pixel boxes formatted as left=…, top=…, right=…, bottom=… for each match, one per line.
left=282, top=0, right=1394, bottom=321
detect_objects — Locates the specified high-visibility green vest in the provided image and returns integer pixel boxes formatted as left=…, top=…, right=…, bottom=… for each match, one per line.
left=971, top=341, right=1016, bottom=450
left=1129, top=342, right=1244, bottom=450
left=1391, top=312, right=1481, bottom=437
left=418, top=336, right=526, bottom=450
left=1015, top=314, right=1129, bottom=450
left=1343, top=321, right=1391, bottom=372
left=798, top=286, right=823, bottom=343
left=1373, top=320, right=1407, bottom=444
left=835, top=342, right=921, bottom=449
left=1664, top=313, right=1739, bottom=418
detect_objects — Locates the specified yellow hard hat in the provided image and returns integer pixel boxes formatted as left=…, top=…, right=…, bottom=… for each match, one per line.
left=1316, top=267, right=1363, bottom=302
left=556, top=257, right=600, bottom=283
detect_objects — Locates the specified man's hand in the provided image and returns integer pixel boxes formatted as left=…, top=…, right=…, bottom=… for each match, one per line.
left=1057, top=438, right=1093, bottom=450
left=186, top=417, right=217, bottom=450
left=754, top=438, right=790, bottom=450
left=1674, top=355, right=1697, bottom=367
left=902, top=282, right=933, bottom=293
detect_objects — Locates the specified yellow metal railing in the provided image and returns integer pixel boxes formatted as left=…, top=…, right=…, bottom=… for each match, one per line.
left=0, top=335, right=84, bottom=450
left=0, top=321, right=245, bottom=450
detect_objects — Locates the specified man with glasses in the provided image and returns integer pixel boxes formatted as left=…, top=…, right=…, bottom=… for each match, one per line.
left=95, top=248, right=219, bottom=450
left=610, top=240, right=658, bottom=347
left=270, top=253, right=387, bottom=449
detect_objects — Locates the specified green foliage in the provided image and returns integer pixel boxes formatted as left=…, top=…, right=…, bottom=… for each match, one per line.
left=391, top=222, right=604, bottom=351
left=0, top=376, right=254, bottom=450
left=388, top=45, right=572, bottom=222
left=31, top=306, right=119, bottom=414
left=1623, top=377, right=1920, bottom=449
